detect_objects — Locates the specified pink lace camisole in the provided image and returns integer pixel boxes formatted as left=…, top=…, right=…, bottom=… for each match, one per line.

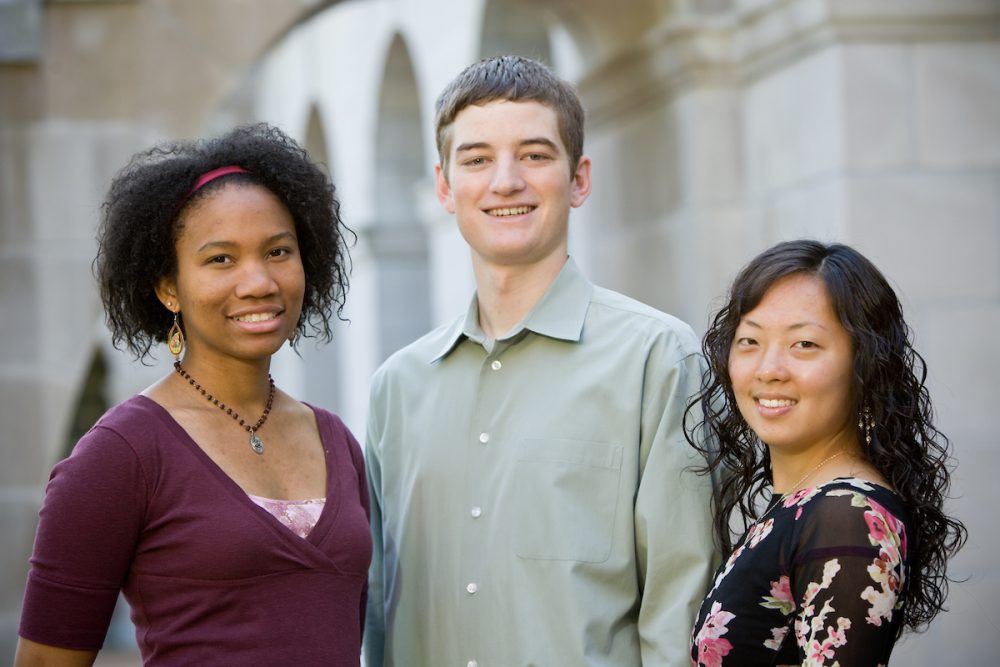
left=248, top=494, right=326, bottom=538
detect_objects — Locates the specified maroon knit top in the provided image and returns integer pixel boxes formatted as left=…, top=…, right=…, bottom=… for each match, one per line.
left=20, top=396, right=371, bottom=666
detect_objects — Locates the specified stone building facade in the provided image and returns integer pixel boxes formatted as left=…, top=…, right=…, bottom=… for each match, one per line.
left=1, top=0, right=998, bottom=663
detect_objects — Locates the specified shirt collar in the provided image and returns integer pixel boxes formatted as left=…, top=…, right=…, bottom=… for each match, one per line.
left=430, top=257, right=593, bottom=362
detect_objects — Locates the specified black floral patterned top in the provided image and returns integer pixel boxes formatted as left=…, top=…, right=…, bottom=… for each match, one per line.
left=691, top=478, right=908, bottom=667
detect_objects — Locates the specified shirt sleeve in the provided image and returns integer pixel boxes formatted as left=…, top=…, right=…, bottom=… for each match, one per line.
left=789, top=491, right=906, bottom=665
left=19, top=425, right=148, bottom=651
left=635, top=344, right=719, bottom=666
left=363, top=369, right=387, bottom=667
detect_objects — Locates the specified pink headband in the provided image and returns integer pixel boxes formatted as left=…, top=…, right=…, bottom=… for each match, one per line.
left=189, top=165, right=250, bottom=194
left=178, top=165, right=251, bottom=208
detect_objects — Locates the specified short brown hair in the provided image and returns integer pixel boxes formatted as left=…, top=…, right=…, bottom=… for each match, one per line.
left=435, top=55, right=585, bottom=178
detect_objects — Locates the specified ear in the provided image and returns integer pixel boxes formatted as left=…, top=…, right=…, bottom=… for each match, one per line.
left=569, top=155, right=592, bottom=209
left=435, top=163, right=456, bottom=214
left=155, top=276, right=179, bottom=312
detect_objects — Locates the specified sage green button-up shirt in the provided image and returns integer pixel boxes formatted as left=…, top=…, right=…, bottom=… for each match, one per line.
left=364, top=258, right=717, bottom=667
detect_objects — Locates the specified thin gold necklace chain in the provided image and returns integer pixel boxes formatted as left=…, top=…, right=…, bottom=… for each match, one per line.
left=757, top=450, right=846, bottom=524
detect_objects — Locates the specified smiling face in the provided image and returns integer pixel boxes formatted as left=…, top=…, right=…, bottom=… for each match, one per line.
left=156, top=183, right=305, bottom=367
left=728, top=273, right=857, bottom=457
left=435, top=100, right=591, bottom=273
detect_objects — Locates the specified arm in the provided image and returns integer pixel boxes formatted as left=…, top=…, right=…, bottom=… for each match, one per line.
left=636, top=346, right=719, bottom=666
left=790, top=492, right=905, bottom=665
left=14, top=638, right=97, bottom=667
left=362, top=372, right=387, bottom=667
left=18, top=425, right=146, bottom=658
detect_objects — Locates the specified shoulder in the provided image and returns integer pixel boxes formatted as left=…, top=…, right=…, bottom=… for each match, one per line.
left=589, top=285, right=696, bottom=334
left=75, top=395, right=168, bottom=458
left=788, top=479, right=908, bottom=551
left=587, top=285, right=701, bottom=359
left=50, top=397, right=160, bottom=498
left=382, top=316, right=459, bottom=369
left=306, top=403, right=341, bottom=431
left=370, top=315, right=462, bottom=389
left=308, top=404, right=364, bottom=467
left=310, top=404, right=355, bottom=444
left=309, top=404, right=359, bottom=446
left=797, top=479, right=905, bottom=518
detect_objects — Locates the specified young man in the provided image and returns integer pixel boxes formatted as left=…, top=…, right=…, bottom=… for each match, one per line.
left=365, top=55, right=716, bottom=667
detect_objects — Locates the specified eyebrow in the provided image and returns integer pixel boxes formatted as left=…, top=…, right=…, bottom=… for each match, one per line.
left=454, top=137, right=561, bottom=153
left=741, top=319, right=829, bottom=332
left=196, top=231, right=296, bottom=254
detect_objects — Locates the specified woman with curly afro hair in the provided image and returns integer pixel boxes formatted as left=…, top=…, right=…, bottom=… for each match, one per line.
left=686, top=240, right=966, bottom=667
left=17, top=124, right=371, bottom=666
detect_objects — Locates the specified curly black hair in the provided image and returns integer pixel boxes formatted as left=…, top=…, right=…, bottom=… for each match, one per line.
left=685, top=239, right=967, bottom=637
left=95, top=123, right=352, bottom=360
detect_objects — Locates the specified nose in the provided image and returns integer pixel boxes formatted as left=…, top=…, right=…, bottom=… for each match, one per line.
left=755, top=345, right=789, bottom=382
left=235, top=259, right=279, bottom=299
left=490, top=154, right=525, bottom=196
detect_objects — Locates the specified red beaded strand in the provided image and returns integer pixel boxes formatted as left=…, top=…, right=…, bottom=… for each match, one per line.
left=174, top=361, right=275, bottom=454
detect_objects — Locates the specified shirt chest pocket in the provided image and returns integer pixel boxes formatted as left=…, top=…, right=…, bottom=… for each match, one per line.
left=512, top=438, right=624, bottom=563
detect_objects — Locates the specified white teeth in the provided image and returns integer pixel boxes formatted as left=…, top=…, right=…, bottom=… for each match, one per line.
left=758, top=398, right=795, bottom=408
left=489, top=206, right=532, bottom=217
left=234, top=312, right=276, bottom=323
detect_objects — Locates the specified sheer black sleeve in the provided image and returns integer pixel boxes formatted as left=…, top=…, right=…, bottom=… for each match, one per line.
left=787, top=487, right=907, bottom=665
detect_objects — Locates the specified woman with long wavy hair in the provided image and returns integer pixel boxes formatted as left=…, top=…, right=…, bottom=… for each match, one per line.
left=687, top=239, right=966, bottom=666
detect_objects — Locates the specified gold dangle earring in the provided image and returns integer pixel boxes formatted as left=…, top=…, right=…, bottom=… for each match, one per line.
left=167, top=308, right=185, bottom=360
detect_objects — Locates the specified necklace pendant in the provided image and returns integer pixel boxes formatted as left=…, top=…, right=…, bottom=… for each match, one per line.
left=249, top=431, right=265, bottom=455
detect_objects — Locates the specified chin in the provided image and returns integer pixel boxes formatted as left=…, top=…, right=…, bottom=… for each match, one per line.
left=753, top=431, right=791, bottom=449
left=236, top=341, right=288, bottom=361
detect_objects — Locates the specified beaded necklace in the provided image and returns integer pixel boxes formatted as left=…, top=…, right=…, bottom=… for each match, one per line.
left=174, top=361, right=275, bottom=455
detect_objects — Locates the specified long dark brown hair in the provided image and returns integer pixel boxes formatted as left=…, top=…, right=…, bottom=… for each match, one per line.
left=685, top=239, right=966, bottom=636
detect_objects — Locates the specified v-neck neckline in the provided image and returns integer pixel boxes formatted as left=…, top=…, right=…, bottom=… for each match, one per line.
left=134, top=395, right=342, bottom=549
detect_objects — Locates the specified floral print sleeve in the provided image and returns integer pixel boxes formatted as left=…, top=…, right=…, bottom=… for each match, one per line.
left=691, top=479, right=908, bottom=667
left=786, top=484, right=906, bottom=666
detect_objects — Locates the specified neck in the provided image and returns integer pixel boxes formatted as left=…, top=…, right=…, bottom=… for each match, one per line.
left=471, top=253, right=567, bottom=339
left=174, top=352, right=273, bottom=408
left=770, top=438, right=863, bottom=495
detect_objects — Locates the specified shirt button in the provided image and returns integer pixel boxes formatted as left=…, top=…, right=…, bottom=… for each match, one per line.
left=478, top=432, right=490, bottom=444
left=466, top=582, right=478, bottom=594
left=490, top=359, right=502, bottom=370
left=470, top=506, right=482, bottom=518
